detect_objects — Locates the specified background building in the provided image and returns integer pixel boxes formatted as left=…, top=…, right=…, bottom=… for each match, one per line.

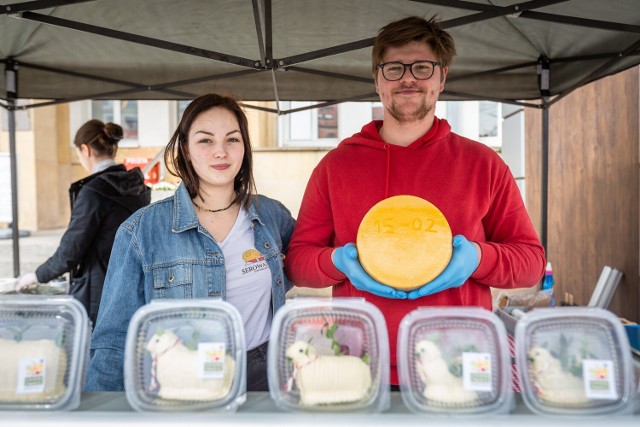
left=1, top=97, right=522, bottom=226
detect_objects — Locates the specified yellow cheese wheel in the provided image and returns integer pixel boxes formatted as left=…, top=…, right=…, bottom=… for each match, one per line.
left=356, top=195, right=452, bottom=290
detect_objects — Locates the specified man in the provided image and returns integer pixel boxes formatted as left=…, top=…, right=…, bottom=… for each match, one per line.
left=284, top=16, right=545, bottom=386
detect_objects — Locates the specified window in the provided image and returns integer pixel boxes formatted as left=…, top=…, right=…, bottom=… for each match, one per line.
left=277, top=101, right=385, bottom=148
left=278, top=102, right=340, bottom=147
left=478, top=101, right=501, bottom=148
left=91, top=100, right=139, bottom=143
left=177, top=100, right=191, bottom=121
left=317, top=105, right=338, bottom=139
left=441, top=101, right=502, bottom=149
left=445, top=102, right=460, bottom=134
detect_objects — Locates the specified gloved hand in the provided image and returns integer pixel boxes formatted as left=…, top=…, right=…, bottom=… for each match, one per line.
left=408, top=235, right=479, bottom=300
left=333, top=243, right=407, bottom=299
left=17, top=272, right=39, bottom=291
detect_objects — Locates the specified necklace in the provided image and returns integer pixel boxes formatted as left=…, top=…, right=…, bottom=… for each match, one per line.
left=193, top=198, right=236, bottom=213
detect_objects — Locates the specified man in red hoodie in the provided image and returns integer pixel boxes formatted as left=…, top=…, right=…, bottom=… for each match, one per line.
left=284, top=15, right=546, bottom=386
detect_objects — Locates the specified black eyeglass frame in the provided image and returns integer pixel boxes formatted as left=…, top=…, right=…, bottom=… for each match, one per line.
left=377, top=60, right=441, bottom=81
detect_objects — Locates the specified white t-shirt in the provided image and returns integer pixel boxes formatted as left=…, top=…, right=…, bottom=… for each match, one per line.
left=218, top=208, right=272, bottom=350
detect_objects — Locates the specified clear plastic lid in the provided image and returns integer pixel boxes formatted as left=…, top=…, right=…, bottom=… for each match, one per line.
left=515, top=307, right=636, bottom=416
left=397, top=307, right=513, bottom=415
left=268, top=297, right=389, bottom=412
left=0, top=295, right=90, bottom=411
left=124, top=299, right=247, bottom=412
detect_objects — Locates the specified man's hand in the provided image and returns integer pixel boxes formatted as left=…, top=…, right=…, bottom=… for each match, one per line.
left=333, top=243, right=407, bottom=299
left=16, top=272, right=39, bottom=291
left=408, top=235, right=479, bottom=300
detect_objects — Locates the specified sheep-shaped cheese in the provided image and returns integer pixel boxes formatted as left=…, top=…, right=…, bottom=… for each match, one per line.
left=527, top=346, right=588, bottom=405
left=286, top=340, right=372, bottom=406
left=146, top=330, right=236, bottom=401
left=415, top=340, right=477, bottom=405
left=0, top=338, right=67, bottom=402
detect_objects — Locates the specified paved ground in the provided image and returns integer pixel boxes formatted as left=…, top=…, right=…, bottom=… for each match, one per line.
left=0, top=227, right=64, bottom=279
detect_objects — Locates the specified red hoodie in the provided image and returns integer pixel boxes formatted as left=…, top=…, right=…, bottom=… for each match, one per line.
left=285, top=118, right=546, bottom=384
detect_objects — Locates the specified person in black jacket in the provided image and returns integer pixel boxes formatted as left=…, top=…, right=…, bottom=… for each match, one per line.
left=17, top=119, right=151, bottom=324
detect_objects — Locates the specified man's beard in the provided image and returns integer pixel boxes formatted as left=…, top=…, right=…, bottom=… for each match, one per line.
left=385, top=89, right=434, bottom=123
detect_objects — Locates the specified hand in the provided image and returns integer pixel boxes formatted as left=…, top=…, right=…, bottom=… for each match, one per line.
left=17, top=272, right=39, bottom=291
left=408, top=235, right=479, bottom=300
left=333, top=243, right=407, bottom=299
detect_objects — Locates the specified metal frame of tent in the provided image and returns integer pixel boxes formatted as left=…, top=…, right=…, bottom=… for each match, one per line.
left=2, top=0, right=640, bottom=276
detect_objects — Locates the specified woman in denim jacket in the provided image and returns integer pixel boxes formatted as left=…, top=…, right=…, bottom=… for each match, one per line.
left=86, top=94, right=295, bottom=392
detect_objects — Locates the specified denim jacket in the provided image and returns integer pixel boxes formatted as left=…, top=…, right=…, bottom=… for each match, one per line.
left=85, top=183, right=295, bottom=391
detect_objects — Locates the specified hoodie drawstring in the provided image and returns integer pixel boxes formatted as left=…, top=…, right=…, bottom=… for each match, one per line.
left=384, top=143, right=391, bottom=198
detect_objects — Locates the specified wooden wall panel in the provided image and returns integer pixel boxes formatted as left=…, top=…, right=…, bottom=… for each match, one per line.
left=525, top=67, right=639, bottom=321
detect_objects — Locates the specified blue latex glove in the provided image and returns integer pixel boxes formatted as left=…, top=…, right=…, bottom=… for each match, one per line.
left=408, top=235, right=479, bottom=300
left=333, top=243, right=407, bottom=299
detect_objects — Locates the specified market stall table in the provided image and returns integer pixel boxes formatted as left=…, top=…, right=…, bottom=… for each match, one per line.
left=1, top=392, right=638, bottom=427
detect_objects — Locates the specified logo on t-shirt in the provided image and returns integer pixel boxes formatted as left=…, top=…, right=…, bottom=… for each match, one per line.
left=241, top=249, right=268, bottom=274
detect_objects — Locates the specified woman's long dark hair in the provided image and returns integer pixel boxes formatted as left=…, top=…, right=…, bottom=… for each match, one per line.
left=164, top=94, right=256, bottom=209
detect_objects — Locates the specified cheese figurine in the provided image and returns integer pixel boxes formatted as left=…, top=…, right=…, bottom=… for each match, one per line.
left=0, top=338, right=67, bottom=402
left=415, top=340, right=477, bottom=405
left=286, top=340, right=372, bottom=406
left=357, top=195, right=452, bottom=290
left=146, top=330, right=236, bottom=401
left=527, top=346, right=588, bottom=405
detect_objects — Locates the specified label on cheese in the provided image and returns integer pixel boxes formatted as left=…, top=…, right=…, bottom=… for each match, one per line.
left=582, top=359, right=617, bottom=400
left=462, top=352, right=493, bottom=391
left=16, top=357, right=47, bottom=394
left=356, top=195, right=452, bottom=290
left=197, top=342, right=226, bottom=379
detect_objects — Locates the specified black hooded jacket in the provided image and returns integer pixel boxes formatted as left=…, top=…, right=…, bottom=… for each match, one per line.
left=36, top=164, right=151, bottom=324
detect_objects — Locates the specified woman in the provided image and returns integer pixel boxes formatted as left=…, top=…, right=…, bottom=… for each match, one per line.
left=85, top=94, right=295, bottom=392
left=17, top=120, right=151, bottom=325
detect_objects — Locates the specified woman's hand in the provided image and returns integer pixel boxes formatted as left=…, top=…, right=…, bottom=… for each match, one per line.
left=16, top=272, right=39, bottom=291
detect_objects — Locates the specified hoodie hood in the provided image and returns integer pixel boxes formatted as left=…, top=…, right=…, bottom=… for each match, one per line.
left=338, top=117, right=452, bottom=197
left=69, top=164, right=151, bottom=213
left=340, top=117, right=451, bottom=150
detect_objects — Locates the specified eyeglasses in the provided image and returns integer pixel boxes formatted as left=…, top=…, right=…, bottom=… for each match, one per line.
left=377, top=60, right=440, bottom=81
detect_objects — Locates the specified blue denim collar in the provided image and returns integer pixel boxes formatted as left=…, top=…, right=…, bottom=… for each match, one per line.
left=172, top=183, right=263, bottom=232
left=247, top=199, right=264, bottom=227
left=172, top=183, right=199, bottom=232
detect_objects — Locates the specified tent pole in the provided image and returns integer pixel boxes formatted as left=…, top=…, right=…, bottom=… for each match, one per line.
left=5, top=58, right=20, bottom=277
left=541, top=105, right=549, bottom=253
left=537, top=55, right=550, bottom=255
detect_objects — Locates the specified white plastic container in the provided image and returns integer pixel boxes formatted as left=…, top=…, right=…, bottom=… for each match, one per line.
left=0, top=295, right=90, bottom=411
left=397, top=307, right=513, bottom=415
left=515, top=307, right=636, bottom=416
left=268, top=297, right=389, bottom=412
left=0, top=278, right=17, bottom=295
left=124, top=299, right=247, bottom=412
